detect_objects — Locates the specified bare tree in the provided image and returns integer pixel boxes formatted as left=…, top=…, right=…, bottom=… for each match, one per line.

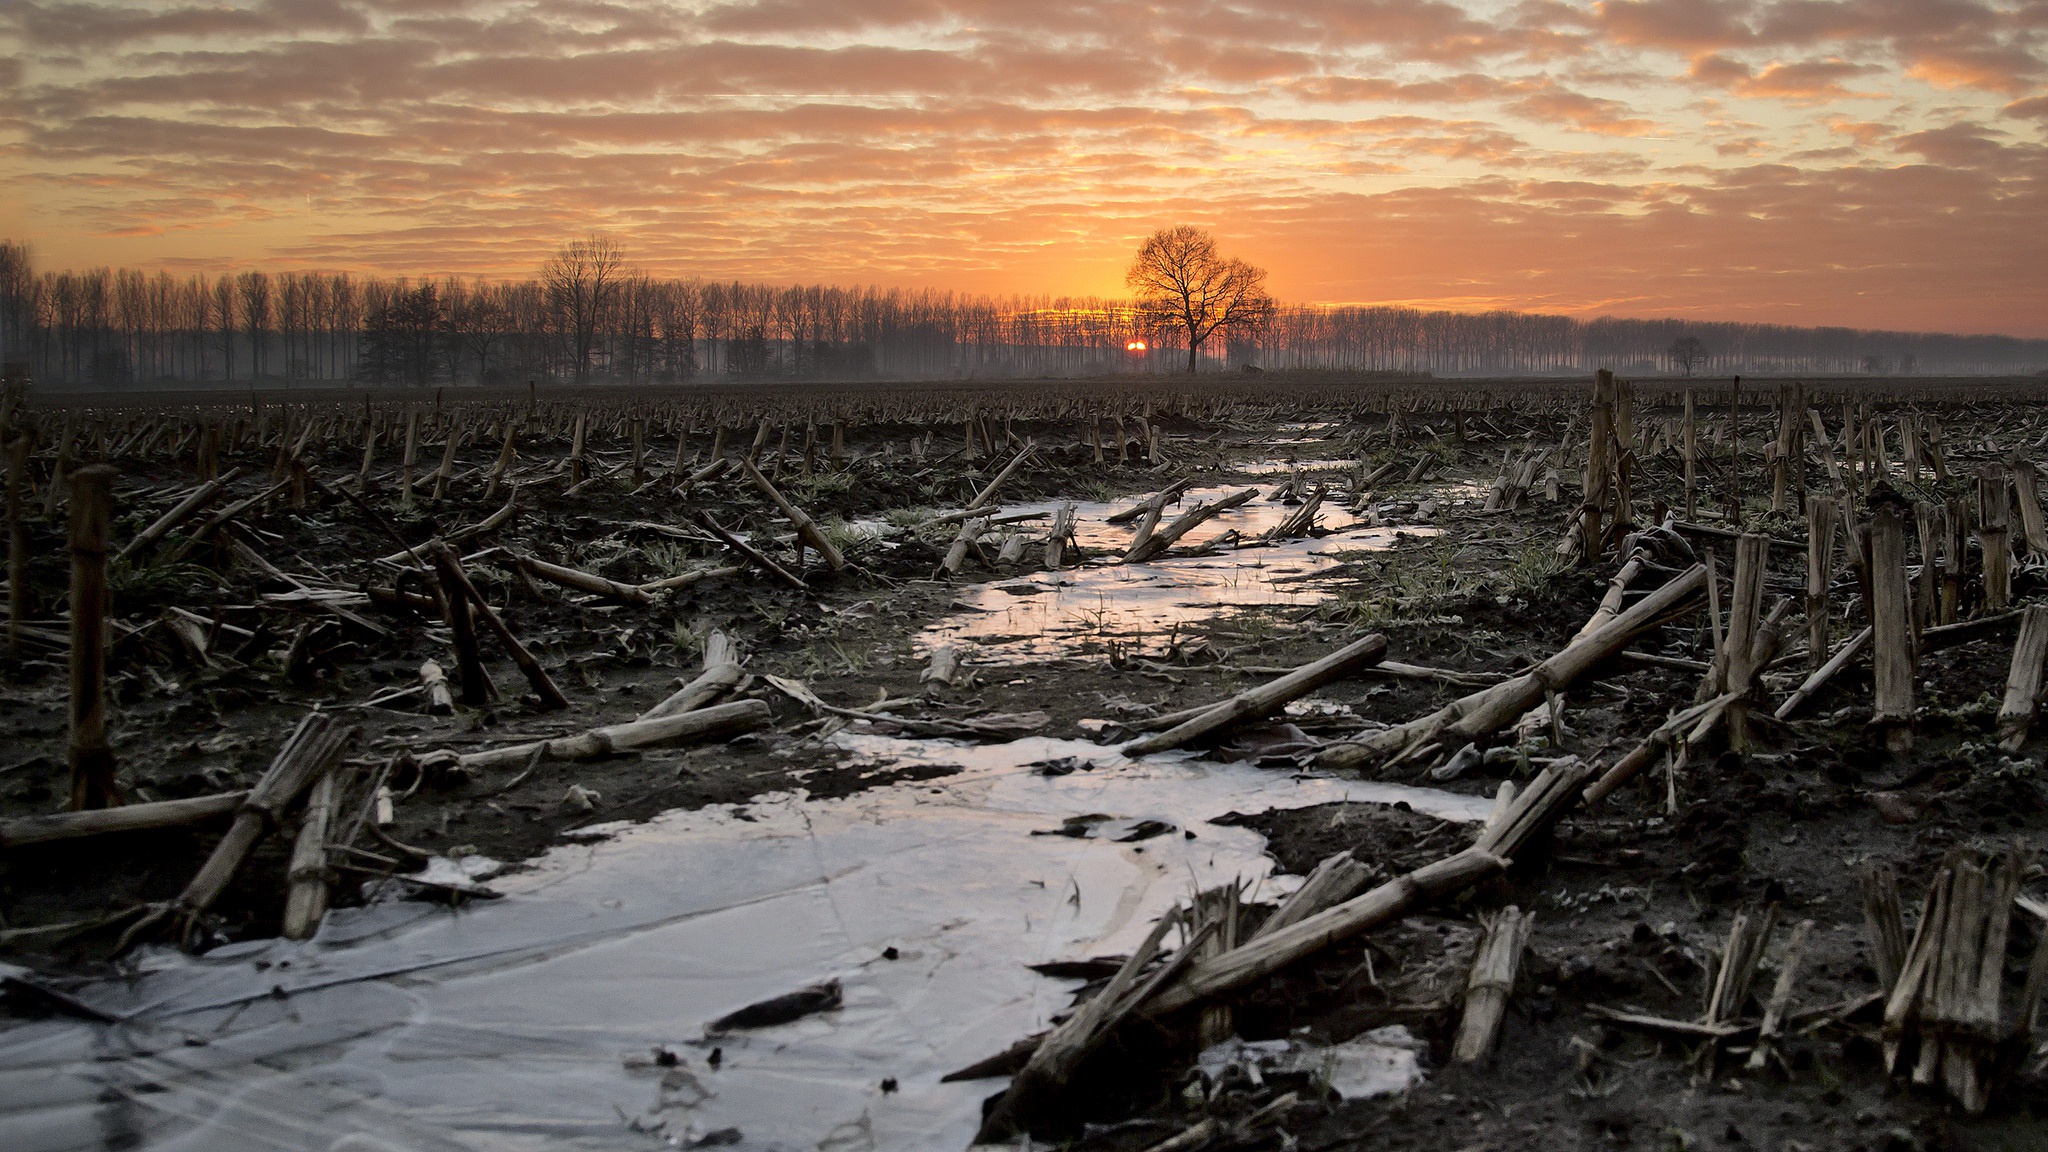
left=1669, top=335, right=1707, bottom=377
left=541, top=234, right=626, bottom=384
left=1126, top=226, right=1273, bottom=373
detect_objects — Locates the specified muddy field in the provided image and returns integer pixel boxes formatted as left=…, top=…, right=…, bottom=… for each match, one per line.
left=1, top=375, right=2046, bottom=1151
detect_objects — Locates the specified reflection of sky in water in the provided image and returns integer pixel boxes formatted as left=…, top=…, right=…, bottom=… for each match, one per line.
left=1, top=736, right=1482, bottom=1152
left=1234, top=457, right=1357, bottom=475
left=921, top=486, right=1437, bottom=662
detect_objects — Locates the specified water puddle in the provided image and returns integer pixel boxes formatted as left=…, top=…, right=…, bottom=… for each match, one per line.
left=1233, top=458, right=1357, bottom=476
left=921, top=486, right=1435, bottom=662
left=0, top=736, right=1485, bottom=1152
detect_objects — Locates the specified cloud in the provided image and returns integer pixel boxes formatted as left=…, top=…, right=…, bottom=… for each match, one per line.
left=1509, top=83, right=1662, bottom=134
left=2, top=0, right=2042, bottom=334
left=1733, top=57, right=1877, bottom=100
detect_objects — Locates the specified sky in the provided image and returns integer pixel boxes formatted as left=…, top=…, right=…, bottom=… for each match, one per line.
left=3, top=0, right=2045, bottom=335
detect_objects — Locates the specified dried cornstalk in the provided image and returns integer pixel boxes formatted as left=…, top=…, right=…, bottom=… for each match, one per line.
left=0, top=791, right=246, bottom=848
left=1319, top=565, right=1705, bottom=773
left=1453, top=906, right=1532, bottom=1063
left=1746, top=919, right=1814, bottom=1072
left=1252, top=852, right=1374, bottom=940
left=168, top=713, right=354, bottom=936
left=1122, top=632, right=1388, bottom=756
left=1869, top=506, right=1916, bottom=751
left=505, top=551, right=656, bottom=606
left=433, top=541, right=568, bottom=710
left=118, top=467, right=245, bottom=563
left=695, top=511, right=807, bottom=591
left=443, top=698, right=771, bottom=772
left=282, top=769, right=343, bottom=940
left=1125, top=487, right=1256, bottom=563
left=742, top=459, right=846, bottom=570
left=1996, top=604, right=2048, bottom=751
left=639, top=630, right=743, bottom=721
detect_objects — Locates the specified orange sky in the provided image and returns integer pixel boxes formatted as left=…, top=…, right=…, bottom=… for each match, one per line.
left=4, top=0, right=2045, bottom=335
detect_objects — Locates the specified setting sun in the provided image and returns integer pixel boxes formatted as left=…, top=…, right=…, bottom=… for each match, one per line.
left=1126, top=340, right=1148, bottom=352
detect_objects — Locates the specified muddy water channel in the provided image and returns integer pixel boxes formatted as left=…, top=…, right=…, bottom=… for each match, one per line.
left=0, top=739, right=1484, bottom=1152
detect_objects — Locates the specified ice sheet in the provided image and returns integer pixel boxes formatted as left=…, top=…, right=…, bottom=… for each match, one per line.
left=0, top=736, right=1486, bottom=1152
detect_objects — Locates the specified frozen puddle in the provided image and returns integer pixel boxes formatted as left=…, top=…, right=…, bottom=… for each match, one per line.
left=0, top=736, right=1487, bottom=1152
left=924, top=486, right=1427, bottom=662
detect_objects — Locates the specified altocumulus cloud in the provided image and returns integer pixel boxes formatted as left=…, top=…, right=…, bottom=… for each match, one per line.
left=1, top=0, right=2043, bottom=333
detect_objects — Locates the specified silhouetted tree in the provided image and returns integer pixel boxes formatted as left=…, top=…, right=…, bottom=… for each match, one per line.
left=1127, top=226, right=1273, bottom=373
left=541, top=234, right=625, bottom=384
left=1669, top=335, right=1707, bottom=376
left=358, top=282, right=446, bottom=387
left=727, top=324, right=771, bottom=376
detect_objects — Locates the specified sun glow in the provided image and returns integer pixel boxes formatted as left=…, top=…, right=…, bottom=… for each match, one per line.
left=1126, top=340, right=1147, bottom=351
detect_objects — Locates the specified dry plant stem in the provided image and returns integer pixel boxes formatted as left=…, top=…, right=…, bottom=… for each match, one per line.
left=1861, top=864, right=1908, bottom=995
left=974, top=906, right=1212, bottom=1139
left=742, top=459, right=846, bottom=570
left=419, top=660, right=454, bottom=715
left=1583, top=691, right=1740, bottom=804
left=282, top=769, right=342, bottom=940
left=1574, top=545, right=1647, bottom=643
left=920, top=645, right=961, bottom=687
left=639, top=630, right=743, bottom=721
left=637, top=565, right=743, bottom=594
left=399, top=410, right=419, bottom=509
left=1044, top=500, right=1076, bottom=570
left=973, top=909, right=1184, bottom=1142
left=433, top=541, right=568, bottom=710
left=967, top=444, right=1031, bottom=509
left=1454, top=905, right=1532, bottom=1063
left=484, top=420, right=517, bottom=499
left=1721, top=534, right=1770, bottom=751
left=939, top=516, right=986, bottom=576
left=449, top=699, right=771, bottom=772
left=1252, top=851, right=1374, bottom=940
left=436, top=552, right=493, bottom=707
left=1775, top=625, right=1872, bottom=721
left=695, top=511, right=807, bottom=591
left=67, top=465, right=119, bottom=811
left=1996, top=604, right=2048, bottom=750
left=1105, top=475, right=1196, bottom=524
left=374, top=488, right=518, bottom=566
left=507, top=551, right=655, bottom=606
left=1319, top=564, right=1705, bottom=773
left=164, top=477, right=292, bottom=564
left=1882, top=851, right=2021, bottom=1113
left=1746, top=919, right=1814, bottom=1072
left=1578, top=369, right=1615, bottom=562
left=1868, top=506, right=1916, bottom=751
left=1122, top=632, right=1388, bottom=756
left=1978, top=465, right=2013, bottom=611
left=1195, top=884, right=1243, bottom=1048
left=1807, top=497, right=1838, bottom=670
left=1706, top=905, right=1780, bottom=1030
left=118, top=467, right=244, bottom=563
left=430, top=417, right=463, bottom=501
left=0, top=791, right=246, bottom=848
left=5, top=434, right=27, bottom=657
left=2010, top=459, right=2048, bottom=554
left=174, top=712, right=354, bottom=927
left=675, top=457, right=730, bottom=497
left=1144, top=759, right=1589, bottom=1021
left=1125, top=487, right=1257, bottom=563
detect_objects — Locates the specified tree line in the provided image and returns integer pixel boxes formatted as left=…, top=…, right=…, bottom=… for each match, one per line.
left=1, top=239, right=2040, bottom=389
